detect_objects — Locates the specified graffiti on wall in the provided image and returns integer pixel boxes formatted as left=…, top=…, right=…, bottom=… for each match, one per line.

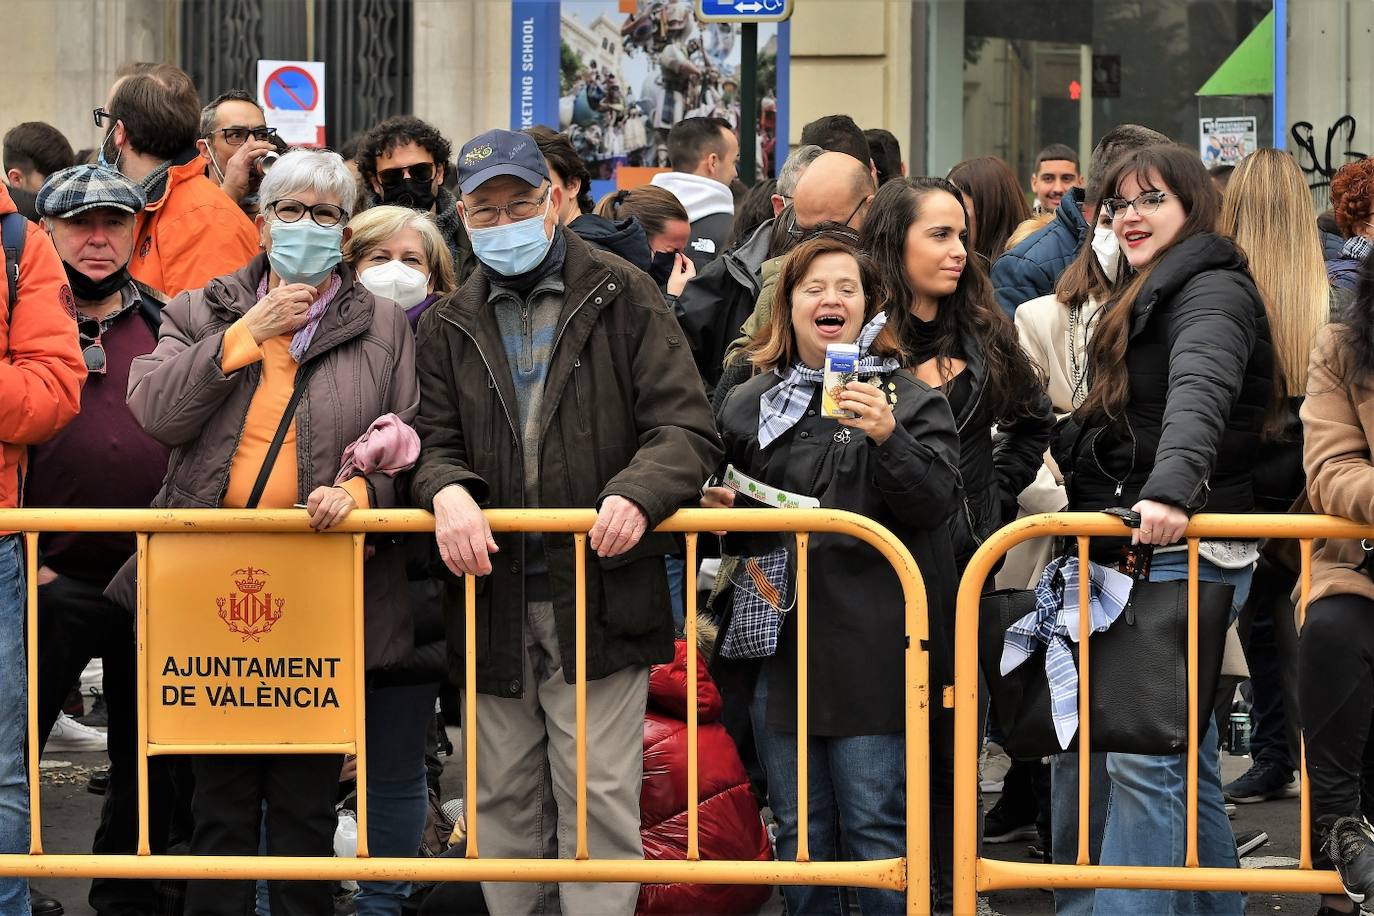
left=1292, top=116, right=1367, bottom=209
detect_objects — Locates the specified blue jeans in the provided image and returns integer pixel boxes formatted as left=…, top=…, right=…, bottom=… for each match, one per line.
left=665, top=555, right=685, bottom=632
left=751, top=670, right=906, bottom=915
left=257, top=682, right=438, bottom=916
left=0, top=536, right=30, bottom=914
left=354, top=681, right=440, bottom=916
left=1049, top=751, right=1109, bottom=916
left=1082, top=551, right=1252, bottom=916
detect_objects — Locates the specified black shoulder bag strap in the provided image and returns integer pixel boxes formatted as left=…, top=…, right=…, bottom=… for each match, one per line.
left=245, top=361, right=318, bottom=510
left=2, top=211, right=27, bottom=315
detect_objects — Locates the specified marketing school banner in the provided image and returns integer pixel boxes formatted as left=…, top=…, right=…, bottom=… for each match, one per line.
left=512, top=0, right=790, bottom=185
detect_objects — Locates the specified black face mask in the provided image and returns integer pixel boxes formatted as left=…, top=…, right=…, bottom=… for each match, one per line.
left=649, top=249, right=678, bottom=287
left=380, top=178, right=437, bottom=212
left=64, top=261, right=130, bottom=303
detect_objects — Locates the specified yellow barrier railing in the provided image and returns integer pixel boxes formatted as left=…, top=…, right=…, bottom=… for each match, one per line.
left=0, top=507, right=932, bottom=912
left=953, top=511, right=1357, bottom=913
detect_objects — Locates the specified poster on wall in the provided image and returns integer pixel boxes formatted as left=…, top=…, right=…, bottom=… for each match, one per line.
left=1199, top=117, right=1257, bottom=168
left=512, top=0, right=790, bottom=190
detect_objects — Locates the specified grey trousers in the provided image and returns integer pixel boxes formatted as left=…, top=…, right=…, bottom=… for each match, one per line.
left=474, top=601, right=647, bottom=916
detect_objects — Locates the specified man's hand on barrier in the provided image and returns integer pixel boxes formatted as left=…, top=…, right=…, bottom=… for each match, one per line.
left=36, top=565, right=57, bottom=586
left=1131, top=498, right=1189, bottom=546
left=306, top=485, right=356, bottom=531
left=590, top=495, right=648, bottom=558
left=700, top=485, right=734, bottom=536
left=434, top=484, right=498, bottom=576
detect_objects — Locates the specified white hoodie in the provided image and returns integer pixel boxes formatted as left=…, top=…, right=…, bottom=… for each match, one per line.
left=650, top=171, right=735, bottom=223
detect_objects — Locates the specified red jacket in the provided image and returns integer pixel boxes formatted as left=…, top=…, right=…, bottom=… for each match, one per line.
left=638, top=640, right=772, bottom=915
left=131, top=158, right=259, bottom=298
left=0, top=184, right=85, bottom=509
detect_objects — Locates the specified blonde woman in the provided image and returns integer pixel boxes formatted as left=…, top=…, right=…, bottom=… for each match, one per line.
left=1211, top=149, right=1333, bottom=825
left=339, top=203, right=455, bottom=916
left=345, top=204, right=457, bottom=330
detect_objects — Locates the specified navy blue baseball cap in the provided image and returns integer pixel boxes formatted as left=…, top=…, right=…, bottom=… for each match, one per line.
left=456, top=129, right=549, bottom=194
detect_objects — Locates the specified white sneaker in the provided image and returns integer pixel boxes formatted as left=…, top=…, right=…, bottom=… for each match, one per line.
left=46, top=713, right=107, bottom=753
left=980, top=740, right=1012, bottom=793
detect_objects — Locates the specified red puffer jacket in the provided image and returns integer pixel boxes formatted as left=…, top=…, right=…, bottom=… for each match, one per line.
left=638, top=639, right=773, bottom=914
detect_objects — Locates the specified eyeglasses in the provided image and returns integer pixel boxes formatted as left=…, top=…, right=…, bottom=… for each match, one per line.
left=465, top=189, right=549, bottom=229
left=267, top=198, right=348, bottom=228
left=92, top=108, right=114, bottom=128
left=1102, top=191, right=1173, bottom=221
left=377, top=162, right=437, bottom=189
left=786, top=194, right=871, bottom=241
left=204, top=126, right=278, bottom=146
left=77, top=317, right=106, bottom=376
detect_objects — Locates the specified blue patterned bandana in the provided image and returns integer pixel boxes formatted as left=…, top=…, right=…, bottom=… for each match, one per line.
left=757, top=312, right=899, bottom=449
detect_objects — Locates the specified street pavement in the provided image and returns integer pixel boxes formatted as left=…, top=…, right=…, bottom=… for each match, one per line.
left=28, top=745, right=1323, bottom=916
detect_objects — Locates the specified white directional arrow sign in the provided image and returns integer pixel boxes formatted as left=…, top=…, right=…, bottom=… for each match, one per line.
left=695, top=0, right=793, bottom=22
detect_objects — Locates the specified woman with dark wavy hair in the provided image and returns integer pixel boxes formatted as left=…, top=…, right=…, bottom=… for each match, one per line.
left=862, top=177, right=1053, bottom=570
left=946, top=156, right=1033, bottom=268
left=1053, top=143, right=1276, bottom=915
left=859, top=176, right=1052, bottom=912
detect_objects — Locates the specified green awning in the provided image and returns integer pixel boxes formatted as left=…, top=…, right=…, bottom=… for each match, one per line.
left=1196, top=10, right=1273, bottom=97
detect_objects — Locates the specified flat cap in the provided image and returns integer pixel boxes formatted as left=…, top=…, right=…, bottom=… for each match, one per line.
left=36, top=165, right=146, bottom=219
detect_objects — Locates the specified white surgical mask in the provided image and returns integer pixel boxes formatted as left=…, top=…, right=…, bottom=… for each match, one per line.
left=359, top=259, right=430, bottom=309
left=1092, top=225, right=1121, bottom=277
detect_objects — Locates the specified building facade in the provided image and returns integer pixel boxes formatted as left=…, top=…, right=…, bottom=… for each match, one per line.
left=0, top=0, right=1366, bottom=208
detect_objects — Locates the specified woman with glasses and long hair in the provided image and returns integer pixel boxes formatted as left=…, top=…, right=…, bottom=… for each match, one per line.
left=1052, top=143, right=1277, bottom=915
left=946, top=156, right=1033, bottom=269
left=108, top=149, right=420, bottom=916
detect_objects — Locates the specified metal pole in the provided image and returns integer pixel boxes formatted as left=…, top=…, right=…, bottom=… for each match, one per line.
left=740, top=21, right=758, bottom=184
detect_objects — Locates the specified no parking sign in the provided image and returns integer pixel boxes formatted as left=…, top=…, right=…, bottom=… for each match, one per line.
left=257, top=60, right=326, bottom=147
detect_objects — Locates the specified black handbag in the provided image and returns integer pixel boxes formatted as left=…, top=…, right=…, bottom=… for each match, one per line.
left=978, top=552, right=1233, bottom=758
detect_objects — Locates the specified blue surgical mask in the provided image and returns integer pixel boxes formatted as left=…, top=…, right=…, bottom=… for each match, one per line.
left=465, top=202, right=553, bottom=276
left=268, top=219, right=343, bottom=286
left=97, top=125, right=122, bottom=172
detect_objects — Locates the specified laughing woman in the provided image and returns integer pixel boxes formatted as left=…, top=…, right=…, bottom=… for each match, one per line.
left=705, top=236, right=961, bottom=915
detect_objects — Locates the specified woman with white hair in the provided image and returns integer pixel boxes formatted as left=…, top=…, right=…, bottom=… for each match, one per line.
left=108, top=149, right=420, bottom=916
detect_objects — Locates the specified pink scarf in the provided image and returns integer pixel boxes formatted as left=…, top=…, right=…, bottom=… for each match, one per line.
left=334, top=414, right=421, bottom=485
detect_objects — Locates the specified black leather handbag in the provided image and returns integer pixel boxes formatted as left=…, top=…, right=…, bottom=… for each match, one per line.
left=978, top=557, right=1233, bottom=759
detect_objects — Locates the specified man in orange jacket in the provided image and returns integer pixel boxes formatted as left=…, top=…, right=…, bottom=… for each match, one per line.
left=0, top=180, right=85, bottom=914
left=96, top=63, right=259, bottom=298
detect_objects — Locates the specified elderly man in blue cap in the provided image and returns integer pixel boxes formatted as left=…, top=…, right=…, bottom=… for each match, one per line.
left=29, top=164, right=175, bottom=916
left=411, top=129, right=721, bottom=914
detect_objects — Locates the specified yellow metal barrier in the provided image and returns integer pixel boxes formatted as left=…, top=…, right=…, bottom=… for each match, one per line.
left=0, top=507, right=932, bottom=912
left=953, top=511, right=1357, bottom=913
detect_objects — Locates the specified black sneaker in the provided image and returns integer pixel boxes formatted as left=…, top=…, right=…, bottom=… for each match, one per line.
left=1223, top=760, right=1300, bottom=804
left=984, top=795, right=1038, bottom=844
left=1236, top=829, right=1268, bottom=857
left=1325, top=817, right=1374, bottom=905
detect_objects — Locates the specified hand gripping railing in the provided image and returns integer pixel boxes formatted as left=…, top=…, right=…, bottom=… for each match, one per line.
left=0, top=507, right=932, bottom=912
left=952, top=511, right=1356, bottom=913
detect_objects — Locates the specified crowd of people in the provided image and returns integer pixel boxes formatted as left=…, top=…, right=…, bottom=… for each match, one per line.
left=7, top=57, right=1374, bottom=916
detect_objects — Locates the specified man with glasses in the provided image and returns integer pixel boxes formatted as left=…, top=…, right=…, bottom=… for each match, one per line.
left=28, top=164, right=173, bottom=916
left=95, top=63, right=259, bottom=297
left=195, top=90, right=284, bottom=215
left=357, top=115, right=475, bottom=285
left=412, top=129, right=720, bottom=916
